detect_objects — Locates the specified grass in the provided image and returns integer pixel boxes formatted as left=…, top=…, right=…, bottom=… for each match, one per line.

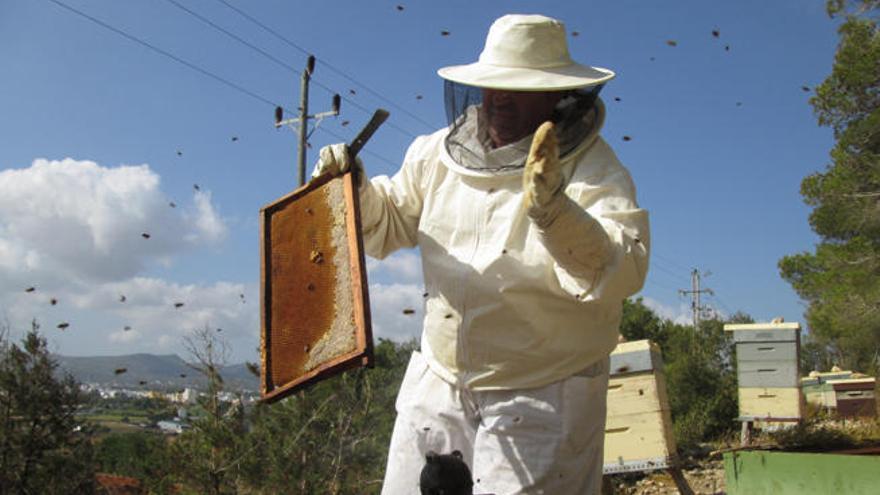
left=91, top=419, right=148, bottom=434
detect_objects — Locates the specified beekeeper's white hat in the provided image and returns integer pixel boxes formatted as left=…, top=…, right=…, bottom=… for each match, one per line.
left=438, top=14, right=615, bottom=91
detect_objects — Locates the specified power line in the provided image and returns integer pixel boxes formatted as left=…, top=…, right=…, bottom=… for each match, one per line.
left=44, top=0, right=402, bottom=170
left=160, top=0, right=419, bottom=140
left=651, top=259, right=691, bottom=285
left=652, top=252, right=691, bottom=273
left=707, top=292, right=735, bottom=317
left=161, top=0, right=298, bottom=78
left=46, top=0, right=278, bottom=108
left=211, top=0, right=439, bottom=132
left=643, top=277, right=680, bottom=294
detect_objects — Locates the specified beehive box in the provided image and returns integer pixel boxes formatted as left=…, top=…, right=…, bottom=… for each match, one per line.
left=725, top=322, right=802, bottom=420
left=829, top=378, right=876, bottom=418
left=737, top=387, right=804, bottom=419
left=259, top=172, right=372, bottom=403
left=801, top=370, right=854, bottom=409
left=603, top=340, right=677, bottom=474
left=801, top=378, right=837, bottom=409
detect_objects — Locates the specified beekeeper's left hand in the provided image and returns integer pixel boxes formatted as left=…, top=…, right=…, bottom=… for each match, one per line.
left=523, top=121, right=565, bottom=227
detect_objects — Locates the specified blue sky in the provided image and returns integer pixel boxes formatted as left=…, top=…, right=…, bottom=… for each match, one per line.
left=0, top=0, right=840, bottom=362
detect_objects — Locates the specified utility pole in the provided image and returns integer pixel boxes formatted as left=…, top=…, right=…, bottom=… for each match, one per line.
left=297, top=55, right=312, bottom=185
left=274, top=55, right=341, bottom=186
left=679, top=268, right=714, bottom=332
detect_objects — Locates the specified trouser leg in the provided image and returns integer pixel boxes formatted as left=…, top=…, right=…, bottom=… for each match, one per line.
left=472, top=358, right=609, bottom=495
left=381, top=351, right=478, bottom=495
left=382, top=354, right=609, bottom=495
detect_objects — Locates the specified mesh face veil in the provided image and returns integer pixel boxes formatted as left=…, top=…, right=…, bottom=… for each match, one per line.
left=443, top=81, right=605, bottom=174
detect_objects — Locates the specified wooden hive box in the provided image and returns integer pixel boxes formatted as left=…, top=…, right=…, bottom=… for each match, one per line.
left=829, top=378, right=877, bottom=418
left=801, top=377, right=837, bottom=409
left=603, top=340, right=677, bottom=474
left=725, top=322, right=802, bottom=421
left=812, top=369, right=854, bottom=381
left=724, top=322, right=800, bottom=344
left=737, top=387, right=804, bottom=420
left=259, top=172, right=373, bottom=403
left=801, top=370, right=853, bottom=409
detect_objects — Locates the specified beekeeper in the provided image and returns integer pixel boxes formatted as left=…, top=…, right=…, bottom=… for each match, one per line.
left=313, top=14, right=649, bottom=495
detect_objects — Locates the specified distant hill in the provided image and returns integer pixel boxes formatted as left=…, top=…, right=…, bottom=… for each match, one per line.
left=53, top=353, right=259, bottom=391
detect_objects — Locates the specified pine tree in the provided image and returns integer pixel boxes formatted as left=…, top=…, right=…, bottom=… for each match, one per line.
left=779, top=0, right=880, bottom=373
left=0, top=321, right=96, bottom=493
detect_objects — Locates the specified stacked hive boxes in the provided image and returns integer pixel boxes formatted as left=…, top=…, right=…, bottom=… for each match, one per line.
left=603, top=339, right=677, bottom=474
left=829, top=377, right=877, bottom=418
left=724, top=322, right=803, bottom=421
left=801, top=369, right=853, bottom=410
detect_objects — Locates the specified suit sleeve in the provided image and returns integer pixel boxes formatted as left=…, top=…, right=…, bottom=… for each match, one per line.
left=533, top=141, right=650, bottom=302
left=357, top=136, right=429, bottom=260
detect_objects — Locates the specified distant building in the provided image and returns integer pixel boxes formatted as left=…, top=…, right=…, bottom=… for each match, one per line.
left=166, top=388, right=198, bottom=404
left=157, top=420, right=187, bottom=434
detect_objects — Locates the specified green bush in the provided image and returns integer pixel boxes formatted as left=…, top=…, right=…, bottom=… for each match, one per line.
left=95, top=431, right=174, bottom=492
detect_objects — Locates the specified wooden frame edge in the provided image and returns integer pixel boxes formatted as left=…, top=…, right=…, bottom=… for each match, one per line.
left=259, top=172, right=373, bottom=403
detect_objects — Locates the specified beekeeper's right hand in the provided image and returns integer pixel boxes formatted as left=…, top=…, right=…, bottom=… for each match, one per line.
left=311, top=143, right=364, bottom=183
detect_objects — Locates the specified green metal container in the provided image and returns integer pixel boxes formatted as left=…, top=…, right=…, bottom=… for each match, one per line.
left=724, top=450, right=880, bottom=495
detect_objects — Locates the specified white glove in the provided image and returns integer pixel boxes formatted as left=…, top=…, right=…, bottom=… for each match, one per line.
left=523, top=121, right=565, bottom=227
left=311, top=143, right=364, bottom=182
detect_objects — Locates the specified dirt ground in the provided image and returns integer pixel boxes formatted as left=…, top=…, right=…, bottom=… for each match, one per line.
left=605, top=457, right=726, bottom=495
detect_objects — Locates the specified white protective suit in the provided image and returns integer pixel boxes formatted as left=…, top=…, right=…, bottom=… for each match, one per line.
left=347, top=98, right=650, bottom=494
left=359, top=102, right=650, bottom=391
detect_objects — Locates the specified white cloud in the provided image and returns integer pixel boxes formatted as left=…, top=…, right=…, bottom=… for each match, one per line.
left=0, top=158, right=227, bottom=284
left=368, top=282, right=424, bottom=342
left=108, top=329, right=141, bottom=343
left=0, top=158, right=251, bottom=359
left=1, top=276, right=259, bottom=359
left=157, top=335, right=175, bottom=349
left=640, top=296, right=693, bottom=326
left=186, top=191, right=227, bottom=244
left=367, top=249, right=423, bottom=285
